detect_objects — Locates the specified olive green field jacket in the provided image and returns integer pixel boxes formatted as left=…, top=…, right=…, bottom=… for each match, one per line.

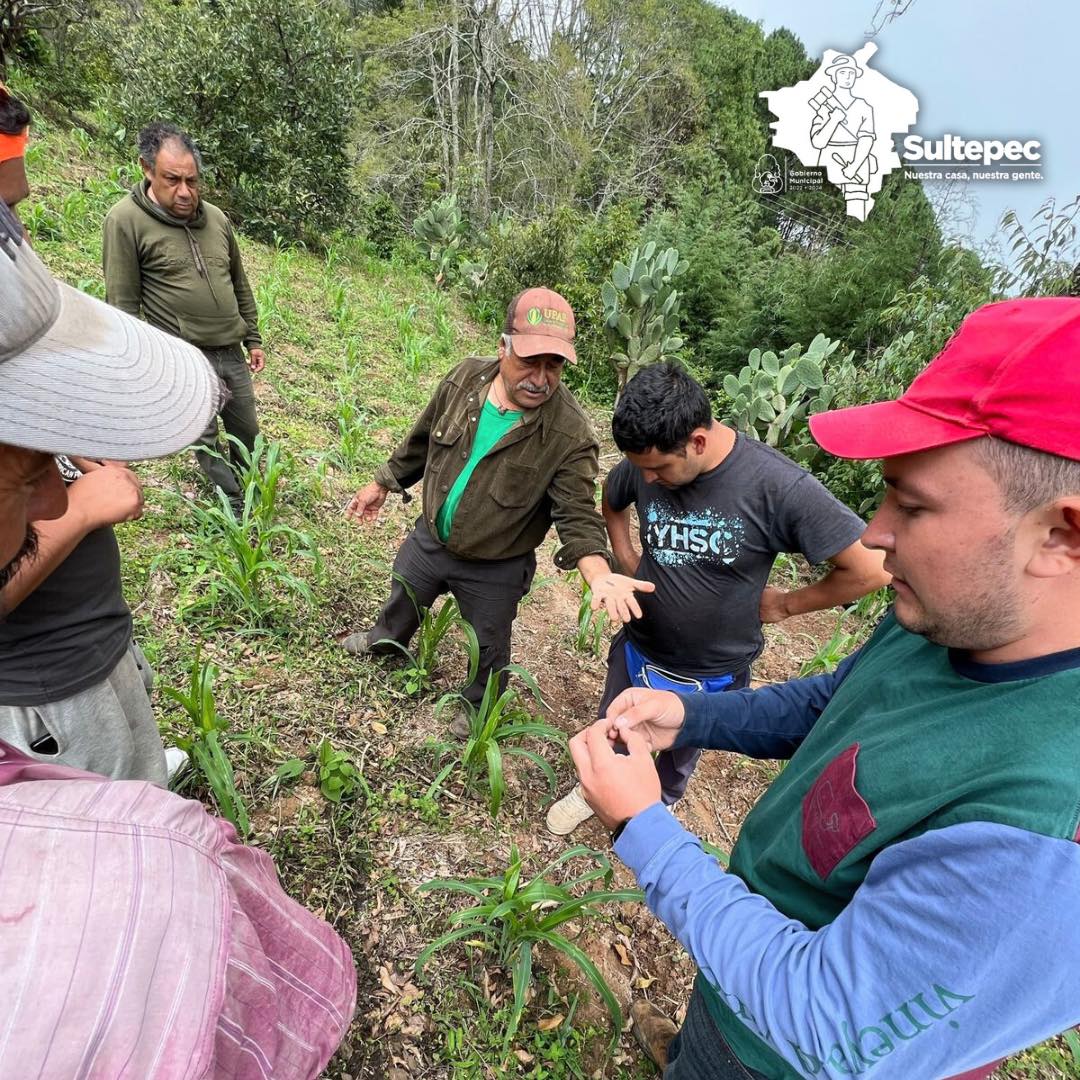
left=374, top=357, right=611, bottom=568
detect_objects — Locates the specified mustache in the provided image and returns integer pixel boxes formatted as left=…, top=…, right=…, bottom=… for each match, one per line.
left=0, top=525, right=39, bottom=610
left=515, top=381, right=550, bottom=395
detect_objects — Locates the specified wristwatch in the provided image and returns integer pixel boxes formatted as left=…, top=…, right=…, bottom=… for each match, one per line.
left=611, top=819, right=630, bottom=844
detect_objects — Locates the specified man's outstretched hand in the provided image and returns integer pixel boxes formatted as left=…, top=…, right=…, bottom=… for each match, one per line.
left=603, top=687, right=686, bottom=753
left=345, top=481, right=389, bottom=524
left=588, top=572, right=656, bottom=623
left=569, top=721, right=661, bottom=830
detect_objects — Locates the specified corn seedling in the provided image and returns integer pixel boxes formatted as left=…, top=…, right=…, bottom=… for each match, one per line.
left=416, top=844, right=641, bottom=1053
left=376, top=577, right=480, bottom=696
left=430, top=292, right=456, bottom=356
left=343, top=337, right=363, bottom=382
left=799, top=588, right=890, bottom=677
left=402, top=331, right=434, bottom=375
left=770, top=552, right=802, bottom=588
left=573, top=577, right=608, bottom=657
left=431, top=665, right=562, bottom=819
left=327, top=281, right=352, bottom=333
left=161, top=650, right=250, bottom=837
left=256, top=249, right=298, bottom=344
left=23, top=203, right=64, bottom=242
left=318, top=393, right=368, bottom=478
left=180, top=436, right=321, bottom=627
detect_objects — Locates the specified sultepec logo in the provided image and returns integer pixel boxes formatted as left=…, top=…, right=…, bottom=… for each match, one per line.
left=761, top=42, right=918, bottom=221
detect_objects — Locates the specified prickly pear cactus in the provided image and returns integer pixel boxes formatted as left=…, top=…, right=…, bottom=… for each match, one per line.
left=723, top=334, right=847, bottom=458
left=601, top=242, right=688, bottom=393
left=414, top=195, right=464, bottom=286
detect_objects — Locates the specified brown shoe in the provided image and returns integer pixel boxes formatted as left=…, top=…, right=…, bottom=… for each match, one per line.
left=631, top=999, right=678, bottom=1069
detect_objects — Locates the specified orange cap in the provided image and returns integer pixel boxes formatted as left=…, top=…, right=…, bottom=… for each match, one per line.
left=504, top=287, right=576, bottom=363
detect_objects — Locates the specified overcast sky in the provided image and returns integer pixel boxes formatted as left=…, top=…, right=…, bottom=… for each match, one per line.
left=721, top=0, right=1079, bottom=257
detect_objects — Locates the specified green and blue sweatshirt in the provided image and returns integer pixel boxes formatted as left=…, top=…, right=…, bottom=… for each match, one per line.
left=615, top=613, right=1080, bottom=1079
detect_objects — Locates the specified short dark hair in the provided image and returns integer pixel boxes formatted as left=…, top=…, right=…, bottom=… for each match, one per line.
left=0, top=88, right=30, bottom=136
left=612, top=362, right=713, bottom=454
left=137, top=121, right=202, bottom=172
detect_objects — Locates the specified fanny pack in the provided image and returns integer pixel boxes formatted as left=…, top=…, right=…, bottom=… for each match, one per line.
left=624, top=638, right=734, bottom=695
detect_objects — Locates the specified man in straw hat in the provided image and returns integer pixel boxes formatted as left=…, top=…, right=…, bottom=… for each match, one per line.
left=570, top=298, right=1080, bottom=1078
left=0, top=198, right=356, bottom=1075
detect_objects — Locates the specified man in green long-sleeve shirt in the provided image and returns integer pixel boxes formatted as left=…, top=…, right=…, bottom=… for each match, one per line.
left=103, top=122, right=264, bottom=508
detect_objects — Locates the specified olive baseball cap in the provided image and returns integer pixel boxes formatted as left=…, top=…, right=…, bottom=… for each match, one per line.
left=503, top=288, right=576, bottom=364
left=0, top=199, right=219, bottom=459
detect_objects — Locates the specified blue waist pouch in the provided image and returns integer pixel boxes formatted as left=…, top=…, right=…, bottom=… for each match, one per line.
left=623, top=638, right=734, bottom=695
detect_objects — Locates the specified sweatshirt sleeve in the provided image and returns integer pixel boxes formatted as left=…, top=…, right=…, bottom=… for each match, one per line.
left=373, top=383, right=442, bottom=497
left=673, top=650, right=860, bottom=760
left=102, top=208, right=143, bottom=317
left=228, top=223, right=262, bottom=349
left=616, top=812, right=1080, bottom=1079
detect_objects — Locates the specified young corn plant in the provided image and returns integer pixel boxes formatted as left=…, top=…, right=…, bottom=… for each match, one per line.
left=431, top=665, right=563, bottom=818
left=161, top=650, right=250, bottom=837
left=416, top=844, right=641, bottom=1054
left=798, top=588, right=891, bottom=677
left=327, top=280, right=353, bottom=333
left=375, top=577, right=480, bottom=696
left=317, top=393, right=368, bottom=478
left=182, top=436, right=321, bottom=628
left=573, top=577, right=608, bottom=657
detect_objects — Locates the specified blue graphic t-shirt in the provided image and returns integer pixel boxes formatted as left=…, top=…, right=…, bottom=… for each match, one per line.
left=605, top=433, right=864, bottom=675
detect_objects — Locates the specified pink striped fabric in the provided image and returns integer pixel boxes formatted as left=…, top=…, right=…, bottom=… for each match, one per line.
left=0, top=740, right=356, bottom=1078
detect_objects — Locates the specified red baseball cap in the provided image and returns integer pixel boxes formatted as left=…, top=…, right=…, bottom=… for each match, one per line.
left=810, top=297, right=1080, bottom=461
left=504, top=287, right=576, bottom=363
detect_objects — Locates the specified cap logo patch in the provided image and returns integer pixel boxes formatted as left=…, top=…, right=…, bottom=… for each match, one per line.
left=524, top=306, right=569, bottom=330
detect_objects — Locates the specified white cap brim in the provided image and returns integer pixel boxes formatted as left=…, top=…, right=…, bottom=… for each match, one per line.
left=0, top=282, right=219, bottom=460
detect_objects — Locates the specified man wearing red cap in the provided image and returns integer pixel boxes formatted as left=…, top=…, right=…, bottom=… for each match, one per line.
left=344, top=288, right=653, bottom=736
left=569, top=298, right=1080, bottom=1078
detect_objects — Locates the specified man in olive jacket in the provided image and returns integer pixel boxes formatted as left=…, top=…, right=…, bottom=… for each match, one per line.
left=345, top=288, right=653, bottom=736
left=102, top=122, right=264, bottom=508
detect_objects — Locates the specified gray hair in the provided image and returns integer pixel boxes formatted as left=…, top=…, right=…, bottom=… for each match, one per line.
left=975, top=436, right=1080, bottom=514
left=137, top=121, right=203, bottom=173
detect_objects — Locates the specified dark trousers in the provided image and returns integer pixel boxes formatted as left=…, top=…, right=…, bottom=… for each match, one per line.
left=366, top=519, right=536, bottom=705
left=600, top=630, right=750, bottom=803
left=665, top=988, right=768, bottom=1079
left=196, top=344, right=260, bottom=500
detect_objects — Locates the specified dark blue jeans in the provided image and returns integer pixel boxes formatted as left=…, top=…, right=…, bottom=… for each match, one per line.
left=665, top=989, right=769, bottom=1079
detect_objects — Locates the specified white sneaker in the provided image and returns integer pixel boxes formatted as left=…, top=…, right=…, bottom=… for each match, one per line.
left=165, top=746, right=190, bottom=781
left=546, top=783, right=594, bottom=835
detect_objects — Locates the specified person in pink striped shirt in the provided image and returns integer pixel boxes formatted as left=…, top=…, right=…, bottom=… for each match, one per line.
left=0, top=198, right=356, bottom=1078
